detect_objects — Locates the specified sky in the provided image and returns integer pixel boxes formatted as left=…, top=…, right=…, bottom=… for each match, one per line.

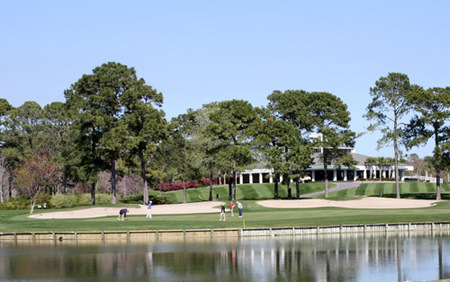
left=2, top=0, right=449, bottom=159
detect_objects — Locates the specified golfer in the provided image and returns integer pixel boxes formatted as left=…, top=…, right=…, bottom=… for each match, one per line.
left=219, top=203, right=226, bottom=221
left=237, top=201, right=243, bottom=218
left=118, top=208, right=129, bottom=221
left=146, top=201, right=152, bottom=218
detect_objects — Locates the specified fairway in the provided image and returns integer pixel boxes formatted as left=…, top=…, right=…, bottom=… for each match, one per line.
left=3, top=200, right=450, bottom=233
left=1, top=182, right=449, bottom=233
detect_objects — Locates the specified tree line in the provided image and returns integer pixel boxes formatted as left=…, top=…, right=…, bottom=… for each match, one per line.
left=0, top=63, right=449, bottom=211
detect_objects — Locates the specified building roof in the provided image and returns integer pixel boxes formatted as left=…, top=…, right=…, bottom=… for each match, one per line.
left=241, top=152, right=413, bottom=173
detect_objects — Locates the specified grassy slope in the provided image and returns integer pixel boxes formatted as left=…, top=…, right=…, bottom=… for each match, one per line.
left=324, top=182, right=450, bottom=199
left=1, top=182, right=449, bottom=232
left=164, top=182, right=329, bottom=203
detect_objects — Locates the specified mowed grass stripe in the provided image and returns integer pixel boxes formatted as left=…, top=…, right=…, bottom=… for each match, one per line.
left=355, top=185, right=366, bottom=196
left=364, top=184, right=376, bottom=195
left=426, top=183, right=436, bottom=193
left=239, top=185, right=259, bottom=200
left=321, top=183, right=450, bottom=199
left=374, top=184, right=384, bottom=196
left=409, top=183, right=419, bottom=193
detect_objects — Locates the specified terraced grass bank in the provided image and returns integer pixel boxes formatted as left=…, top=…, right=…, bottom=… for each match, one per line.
left=164, top=182, right=450, bottom=202
left=3, top=222, right=450, bottom=243
left=323, top=182, right=450, bottom=199
left=163, top=182, right=329, bottom=203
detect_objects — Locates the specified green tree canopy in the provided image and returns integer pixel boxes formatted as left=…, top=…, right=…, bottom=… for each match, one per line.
left=64, top=62, right=140, bottom=205
left=207, top=99, right=258, bottom=200
left=309, top=92, right=356, bottom=197
left=121, top=77, right=166, bottom=204
left=365, top=72, right=418, bottom=198
left=404, top=87, right=450, bottom=199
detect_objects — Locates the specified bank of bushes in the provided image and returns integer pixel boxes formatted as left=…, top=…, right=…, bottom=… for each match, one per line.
left=156, top=178, right=225, bottom=191
left=50, top=193, right=114, bottom=208
left=0, top=192, right=173, bottom=210
left=121, top=192, right=173, bottom=205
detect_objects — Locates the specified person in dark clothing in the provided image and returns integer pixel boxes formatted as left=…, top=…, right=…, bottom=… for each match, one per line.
left=219, top=203, right=226, bottom=221
left=118, top=208, right=129, bottom=221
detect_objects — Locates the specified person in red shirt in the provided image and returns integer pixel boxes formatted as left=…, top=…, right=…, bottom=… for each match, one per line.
left=230, top=201, right=235, bottom=217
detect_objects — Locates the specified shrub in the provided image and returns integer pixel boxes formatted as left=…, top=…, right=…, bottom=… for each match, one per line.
left=0, top=196, right=30, bottom=210
left=0, top=195, right=54, bottom=210
left=37, top=194, right=52, bottom=208
left=0, top=202, right=16, bottom=210
left=8, top=196, right=29, bottom=204
left=77, top=193, right=114, bottom=205
left=121, top=194, right=145, bottom=204
left=78, top=194, right=92, bottom=206
left=0, top=201, right=29, bottom=210
left=96, top=193, right=113, bottom=204
left=50, top=194, right=77, bottom=209
left=149, top=193, right=173, bottom=205
left=121, top=193, right=173, bottom=205
left=49, top=193, right=115, bottom=208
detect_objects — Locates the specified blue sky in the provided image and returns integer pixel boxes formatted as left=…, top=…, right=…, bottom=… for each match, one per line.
left=2, top=0, right=449, bottom=159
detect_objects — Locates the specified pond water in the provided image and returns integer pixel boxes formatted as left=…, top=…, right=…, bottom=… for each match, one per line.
left=1, top=232, right=450, bottom=281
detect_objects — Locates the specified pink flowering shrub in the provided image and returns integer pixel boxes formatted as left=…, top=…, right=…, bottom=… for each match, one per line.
left=157, top=181, right=198, bottom=191
left=157, top=177, right=225, bottom=191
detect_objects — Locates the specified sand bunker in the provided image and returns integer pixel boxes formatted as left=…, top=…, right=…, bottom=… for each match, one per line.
left=29, top=197, right=441, bottom=219
left=29, top=201, right=221, bottom=219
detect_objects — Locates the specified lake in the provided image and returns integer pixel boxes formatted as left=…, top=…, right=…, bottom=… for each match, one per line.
left=1, top=232, right=449, bottom=281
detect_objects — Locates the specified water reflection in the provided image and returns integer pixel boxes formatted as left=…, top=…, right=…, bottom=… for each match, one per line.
left=1, top=232, right=450, bottom=281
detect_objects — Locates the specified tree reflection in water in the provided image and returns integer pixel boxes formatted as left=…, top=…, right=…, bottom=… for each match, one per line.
left=1, top=231, right=450, bottom=281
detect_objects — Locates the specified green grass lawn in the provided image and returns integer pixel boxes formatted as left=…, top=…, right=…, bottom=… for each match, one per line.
left=1, top=182, right=449, bottom=233
left=162, top=181, right=329, bottom=203
left=323, top=182, right=450, bottom=199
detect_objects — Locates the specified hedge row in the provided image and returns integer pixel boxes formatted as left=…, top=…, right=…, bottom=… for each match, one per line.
left=157, top=178, right=226, bottom=191
left=121, top=193, right=173, bottom=205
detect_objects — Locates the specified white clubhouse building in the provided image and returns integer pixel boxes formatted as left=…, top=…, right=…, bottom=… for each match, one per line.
left=234, top=146, right=413, bottom=185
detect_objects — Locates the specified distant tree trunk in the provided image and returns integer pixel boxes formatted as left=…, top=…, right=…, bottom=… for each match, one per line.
left=296, top=176, right=301, bottom=199
left=232, top=160, right=237, bottom=201
left=394, top=111, right=401, bottom=198
left=8, top=175, right=13, bottom=199
left=62, top=169, right=68, bottom=194
left=29, top=187, right=41, bottom=214
left=209, top=162, right=213, bottom=201
left=274, top=172, right=279, bottom=199
left=324, top=151, right=329, bottom=198
left=394, top=151, right=400, bottom=198
left=228, top=176, right=232, bottom=200
left=324, top=164, right=329, bottom=198
left=139, top=151, right=148, bottom=204
left=91, top=182, right=96, bottom=205
left=111, top=160, right=117, bottom=204
left=182, top=175, right=187, bottom=203
left=0, top=166, right=4, bottom=203
left=435, top=133, right=441, bottom=200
